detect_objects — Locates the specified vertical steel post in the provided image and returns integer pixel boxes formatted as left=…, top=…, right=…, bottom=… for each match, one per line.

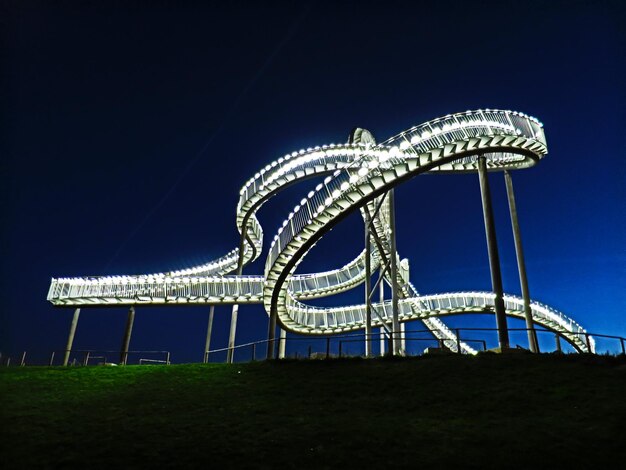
left=20, top=351, right=26, bottom=367
left=555, top=333, right=562, bottom=353
left=203, top=306, right=215, bottom=363
left=400, top=322, right=406, bottom=353
left=504, top=171, right=539, bottom=353
left=388, top=189, right=401, bottom=355
left=63, top=308, right=81, bottom=366
left=266, top=317, right=276, bottom=359
left=364, top=210, right=373, bottom=357
left=119, top=306, right=136, bottom=365
left=477, top=157, right=510, bottom=350
left=232, top=231, right=249, bottom=362
left=49, top=351, right=55, bottom=366
left=279, top=328, right=287, bottom=359
left=227, top=305, right=238, bottom=363
left=379, top=266, right=386, bottom=356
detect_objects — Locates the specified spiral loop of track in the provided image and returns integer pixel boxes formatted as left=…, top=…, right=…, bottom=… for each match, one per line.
left=48, top=109, right=593, bottom=353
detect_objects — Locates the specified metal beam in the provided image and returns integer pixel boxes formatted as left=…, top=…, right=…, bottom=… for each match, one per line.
left=278, top=328, right=287, bottom=359
left=504, top=171, right=539, bottom=353
left=369, top=258, right=390, bottom=301
left=229, top=231, right=248, bottom=363
left=364, top=209, right=373, bottom=357
left=203, top=305, right=215, bottom=363
left=380, top=266, right=386, bottom=356
left=227, top=305, right=238, bottom=363
left=63, top=308, right=81, bottom=366
left=477, top=156, right=509, bottom=349
left=119, top=306, right=136, bottom=365
left=266, top=311, right=277, bottom=359
left=388, top=189, right=401, bottom=355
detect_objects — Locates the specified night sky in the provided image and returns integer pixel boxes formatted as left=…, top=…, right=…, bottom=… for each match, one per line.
left=2, top=0, right=625, bottom=363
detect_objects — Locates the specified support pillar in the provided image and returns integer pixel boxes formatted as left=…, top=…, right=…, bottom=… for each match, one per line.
left=63, top=308, right=81, bottom=366
left=477, top=157, right=509, bottom=349
left=364, top=210, right=373, bottom=357
left=227, top=305, right=238, bottom=363
left=203, top=306, right=215, bottom=363
left=388, top=189, right=401, bottom=355
left=379, top=266, right=386, bottom=356
left=231, top=232, right=248, bottom=362
left=278, top=328, right=287, bottom=359
left=504, top=171, right=539, bottom=353
left=400, top=322, right=406, bottom=353
left=119, top=306, right=136, bottom=365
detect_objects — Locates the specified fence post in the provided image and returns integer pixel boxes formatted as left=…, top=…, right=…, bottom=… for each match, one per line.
left=83, top=351, right=90, bottom=366
left=49, top=351, right=56, bottom=366
left=455, top=329, right=462, bottom=355
left=166, top=352, right=171, bottom=365
left=585, top=333, right=592, bottom=353
left=326, top=337, right=330, bottom=359
left=20, top=351, right=26, bottom=367
left=251, top=343, right=256, bottom=362
left=620, top=338, right=625, bottom=356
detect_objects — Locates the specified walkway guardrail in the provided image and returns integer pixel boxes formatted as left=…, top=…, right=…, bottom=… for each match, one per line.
left=204, top=327, right=626, bottom=363
left=2, top=327, right=625, bottom=366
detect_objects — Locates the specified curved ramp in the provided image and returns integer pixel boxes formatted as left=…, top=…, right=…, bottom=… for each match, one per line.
left=47, top=109, right=593, bottom=353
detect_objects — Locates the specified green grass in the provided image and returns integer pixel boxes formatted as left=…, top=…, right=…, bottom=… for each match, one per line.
left=1, top=354, right=625, bottom=469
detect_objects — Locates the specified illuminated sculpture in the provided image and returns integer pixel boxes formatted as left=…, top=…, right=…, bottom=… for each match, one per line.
left=48, top=109, right=594, bottom=363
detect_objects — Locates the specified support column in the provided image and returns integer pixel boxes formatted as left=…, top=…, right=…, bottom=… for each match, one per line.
left=63, top=308, right=81, bottom=366
left=278, top=328, right=287, bottom=359
left=267, top=310, right=277, bottom=359
left=203, top=306, right=215, bottom=363
left=504, top=171, right=539, bottom=353
left=227, top=305, right=238, bottom=363
left=364, top=210, right=373, bottom=357
left=379, top=266, right=386, bottom=356
left=388, top=189, right=401, bottom=355
left=119, top=306, right=136, bottom=365
left=477, top=156, right=509, bottom=349
left=400, top=322, right=406, bottom=353
left=231, top=232, right=248, bottom=362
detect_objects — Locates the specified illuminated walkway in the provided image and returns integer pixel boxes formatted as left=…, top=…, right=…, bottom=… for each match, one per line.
left=48, top=109, right=593, bottom=358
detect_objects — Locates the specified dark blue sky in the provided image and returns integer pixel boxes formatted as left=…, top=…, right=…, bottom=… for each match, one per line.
left=2, top=0, right=625, bottom=363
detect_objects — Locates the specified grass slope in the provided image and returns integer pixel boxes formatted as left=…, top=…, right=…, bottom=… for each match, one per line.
left=1, top=354, right=625, bottom=469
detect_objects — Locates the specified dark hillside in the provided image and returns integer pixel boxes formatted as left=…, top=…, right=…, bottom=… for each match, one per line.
left=1, top=354, right=625, bottom=469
